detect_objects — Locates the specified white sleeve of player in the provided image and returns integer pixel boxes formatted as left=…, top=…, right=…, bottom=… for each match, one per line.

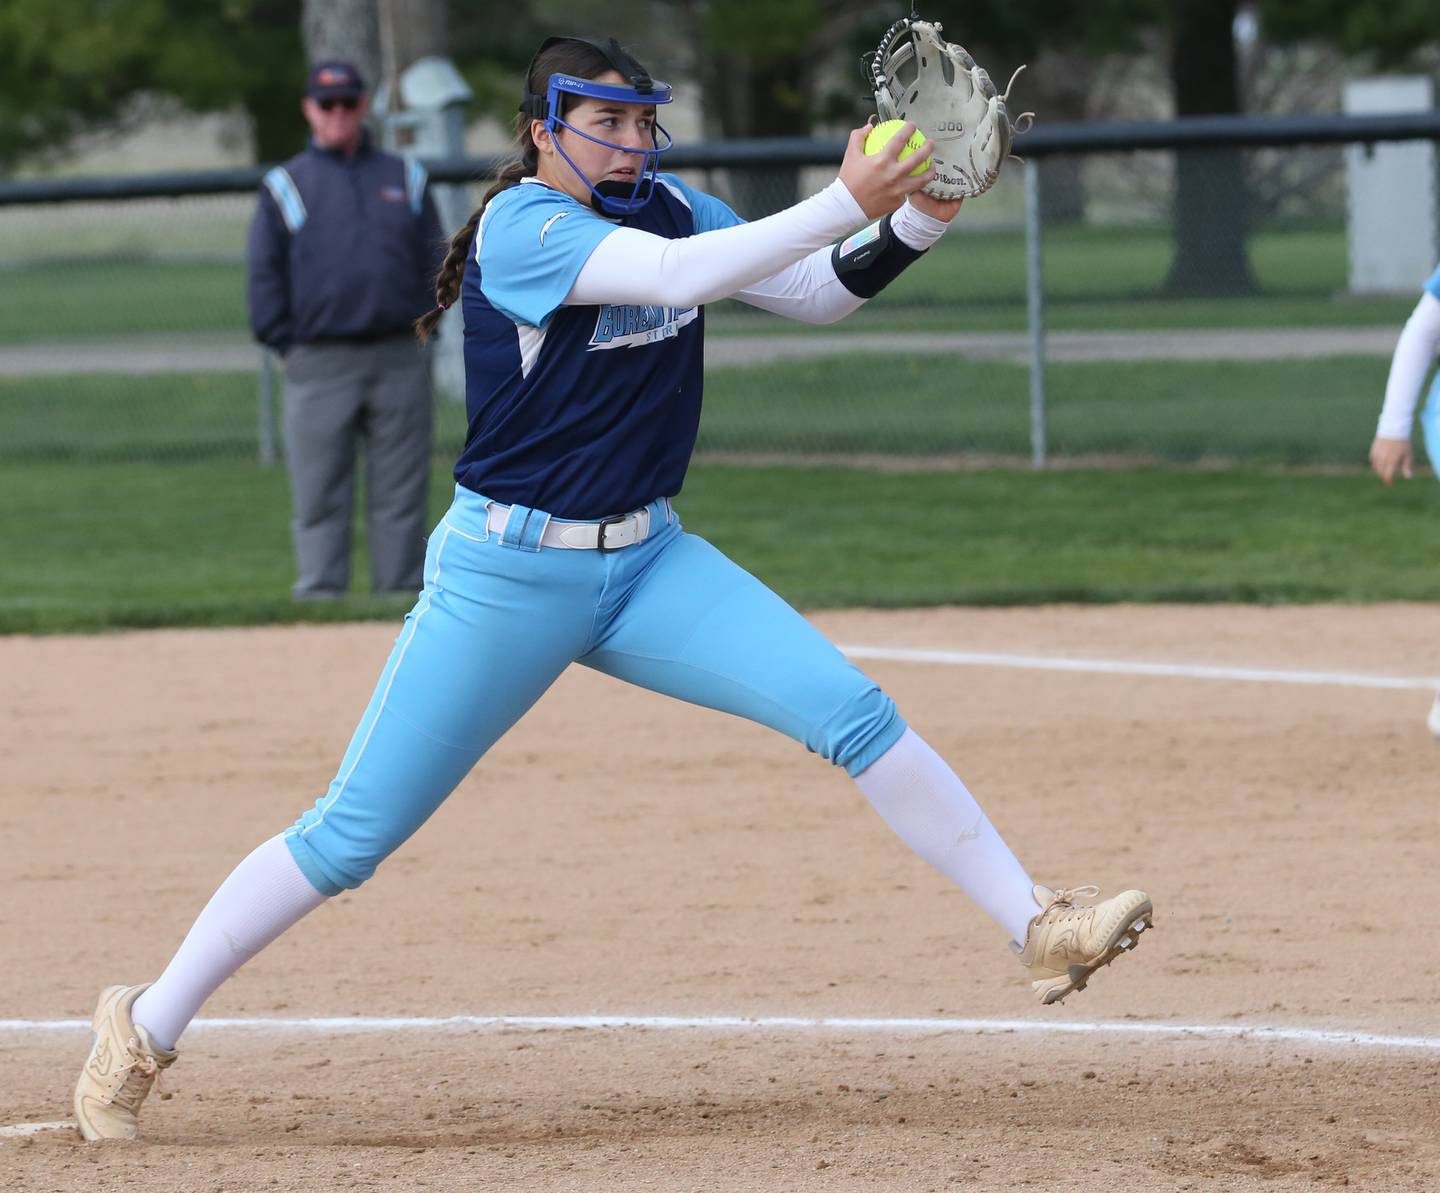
left=1377, top=291, right=1440, bottom=439
left=729, top=246, right=859, bottom=324
left=732, top=199, right=951, bottom=324
left=566, top=179, right=866, bottom=309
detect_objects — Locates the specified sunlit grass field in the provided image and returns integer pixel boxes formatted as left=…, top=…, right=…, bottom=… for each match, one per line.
left=0, top=223, right=1414, bottom=345
left=0, top=352, right=1395, bottom=466
left=4, top=211, right=1430, bottom=634
left=3, top=458, right=1437, bottom=634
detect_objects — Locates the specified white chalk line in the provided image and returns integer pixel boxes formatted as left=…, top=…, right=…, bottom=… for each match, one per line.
left=4, top=1014, right=1438, bottom=1052
left=838, top=644, right=1440, bottom=692
left=7, top=1016, right=1434, bottom=1138
left=6, top=649, right=1425, bottom=1136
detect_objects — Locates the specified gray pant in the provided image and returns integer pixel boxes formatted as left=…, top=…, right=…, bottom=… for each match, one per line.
left=282, top=338, right=432, bottom=598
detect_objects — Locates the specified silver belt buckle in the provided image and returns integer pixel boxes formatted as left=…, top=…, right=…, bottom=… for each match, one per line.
left=595, top=513, right=630, bottom=552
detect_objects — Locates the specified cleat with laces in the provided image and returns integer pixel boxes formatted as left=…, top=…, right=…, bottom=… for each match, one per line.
left=73, top=983, right=177, bottom=1141
left=1012, top=884, right=1153, bottom=1006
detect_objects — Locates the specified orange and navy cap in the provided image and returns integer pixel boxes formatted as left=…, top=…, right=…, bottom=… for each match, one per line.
left=304, top=60, right=367, bottom=100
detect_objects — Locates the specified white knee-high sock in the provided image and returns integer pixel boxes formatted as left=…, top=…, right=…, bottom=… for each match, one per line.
left=131, top=834, right=328, bottom=1051
left=854, top=728, right=1040, bottom=943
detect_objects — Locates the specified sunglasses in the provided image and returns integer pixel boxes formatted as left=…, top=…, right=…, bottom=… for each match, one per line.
left=317, top=97, right=359, bottom=112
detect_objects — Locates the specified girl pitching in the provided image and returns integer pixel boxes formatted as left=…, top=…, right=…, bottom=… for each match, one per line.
left=74, top=35, right=1152, bottom=1140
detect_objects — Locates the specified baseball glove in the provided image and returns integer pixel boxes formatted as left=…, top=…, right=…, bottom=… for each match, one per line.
left=866, top=16, right=1033, bottom=200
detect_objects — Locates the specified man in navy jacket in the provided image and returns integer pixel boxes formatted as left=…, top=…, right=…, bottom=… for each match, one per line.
left=247, top=60, right=446, bottom=599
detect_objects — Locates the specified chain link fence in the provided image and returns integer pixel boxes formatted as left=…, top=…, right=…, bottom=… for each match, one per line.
left=2, top=114, right=1435, bottom=470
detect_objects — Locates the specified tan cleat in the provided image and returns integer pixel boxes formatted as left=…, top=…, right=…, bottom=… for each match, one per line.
left=73, top=983, right=177, bottom=1141
left=1013, top=884, right=1153, bottom=1005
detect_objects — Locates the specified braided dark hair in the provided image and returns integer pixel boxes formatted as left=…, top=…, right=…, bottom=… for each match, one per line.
left=414, top=147, right=533, bottom=342
left=415, top=37, right=642, bottom=342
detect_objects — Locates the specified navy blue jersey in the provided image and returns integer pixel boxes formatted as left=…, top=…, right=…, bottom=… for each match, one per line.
left=454, top=174, right=743, bottom=520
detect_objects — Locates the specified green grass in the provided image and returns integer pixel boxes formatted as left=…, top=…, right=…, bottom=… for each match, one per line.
left=0, top=372, right=469, bottom=463
left=689, top=466, right=1440, bottom=608
left=2, top=460, right=1437, bottom=634
left=2, top=355, right=1398, bottom=467
left=0, top=461, right=421, bottom=633
left=0, top=260, right=249, bottom=344
left=711, top=291, right=1416, bottom=335
left=701, top=354, right=1395, bottom=465
left=709, top=222, right=1415, bottom=334
left=0, top=372, right=264, bottom=462
left=0, top=223, right=1416, bottom=346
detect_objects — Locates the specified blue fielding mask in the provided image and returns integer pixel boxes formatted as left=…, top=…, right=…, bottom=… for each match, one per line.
left=520, top=37, right=674, bottom=216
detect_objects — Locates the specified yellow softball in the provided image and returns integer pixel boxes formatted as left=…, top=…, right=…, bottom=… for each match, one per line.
left=864, top=118, right=931, bottom=176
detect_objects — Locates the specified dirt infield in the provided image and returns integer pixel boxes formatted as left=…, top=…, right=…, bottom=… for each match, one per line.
left=4, top=604, right=1439, bottom=1190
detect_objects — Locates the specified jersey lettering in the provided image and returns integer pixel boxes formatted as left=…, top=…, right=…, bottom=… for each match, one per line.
left=588, top=304, right=698, bottom=350
left=459, top=174, right=740, bottom=518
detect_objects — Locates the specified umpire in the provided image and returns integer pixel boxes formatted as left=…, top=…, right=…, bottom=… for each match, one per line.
left=246, top=60, right=445, bottom=599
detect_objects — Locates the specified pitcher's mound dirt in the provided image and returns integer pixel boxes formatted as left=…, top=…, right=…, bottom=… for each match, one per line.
left=4, top=604, right=1438, bottom=1190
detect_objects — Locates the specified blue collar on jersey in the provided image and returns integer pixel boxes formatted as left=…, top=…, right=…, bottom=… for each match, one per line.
left=520, top=39, right=674, bottom=216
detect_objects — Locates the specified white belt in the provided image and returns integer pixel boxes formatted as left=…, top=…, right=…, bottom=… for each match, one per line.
left=486, top=502, right=653, bottom=551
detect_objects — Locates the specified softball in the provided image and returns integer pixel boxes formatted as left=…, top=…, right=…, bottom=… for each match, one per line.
left=864, top=118, right=931, bottom=176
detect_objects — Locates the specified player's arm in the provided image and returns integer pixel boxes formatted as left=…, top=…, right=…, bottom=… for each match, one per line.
left=1371, top=290, right=1440, bottom=484
left=245, top=193, right=294, bottom=354
left=566, top=125, right=933, bottom=310
left=734, top=199, right=951, bottom=325
left=567, top=179, right=864, bottom=309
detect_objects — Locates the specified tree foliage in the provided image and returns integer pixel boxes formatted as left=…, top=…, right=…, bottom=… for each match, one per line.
left=449, top=0, right=662, bottom=126
left=0, top=0, right=305, bottom=171
left=891, top=0, right=1160, bottom=63
left=5, top=0, right=1438, bottom=175
left=1259, top=0, right=1440, bottom=70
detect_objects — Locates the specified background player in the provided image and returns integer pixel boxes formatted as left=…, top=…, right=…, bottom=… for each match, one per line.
left=73, top=35, right=1153, bottom=1141
left=1368, top=263, right=1440, bottom=737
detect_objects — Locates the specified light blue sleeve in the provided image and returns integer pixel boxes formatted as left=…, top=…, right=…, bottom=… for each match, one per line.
left=655, top=174, right=746, bottom=233
left=1422, top=373, right=1440, bottom=475
left=1423, top=263, right=1440, bottom=301
left=477, top=185, right=618, bottom=327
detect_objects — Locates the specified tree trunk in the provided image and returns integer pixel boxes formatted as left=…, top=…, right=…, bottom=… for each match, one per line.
left=676, top=0, right=813, bottom=217
left=245, top=73, right=311, bottom=163
left=303, top=0, right=382, bottom=92
left=240, top=6, right=311, bottom=163
left=1165, top=0, right=1254, bottom=295
left=377, top=0, right=448, bottom=102
left=1028, top=46, right=1091, bottom=224
left=720, top=57, right=812, bottom=216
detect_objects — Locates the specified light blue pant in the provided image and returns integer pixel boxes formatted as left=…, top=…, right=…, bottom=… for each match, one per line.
left=285, top=486, right=906, bottom=894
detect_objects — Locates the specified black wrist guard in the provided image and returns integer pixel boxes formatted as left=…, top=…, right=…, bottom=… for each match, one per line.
left=831, top=213, right=926, bottom=299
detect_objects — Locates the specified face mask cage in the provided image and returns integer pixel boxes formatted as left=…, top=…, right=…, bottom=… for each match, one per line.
left=520, top=37, right=675, bottom=215
left=541, top=76, right=674, bottom=215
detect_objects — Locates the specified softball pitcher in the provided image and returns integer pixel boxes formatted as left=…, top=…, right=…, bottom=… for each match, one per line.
left=73, top=35, right=1153, bottom=1141
left=1369, top=262, right=1440, bottom=736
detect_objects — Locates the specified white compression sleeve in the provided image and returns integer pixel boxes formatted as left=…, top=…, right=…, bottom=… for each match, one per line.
left=130, top=834, right=329, bottom=1050
left=566, top=179, right=866, bottom=309
left=733, top=198, right=952, bottom=324
left=733, top=246, right=862, bottom=324
left=854, top=728, right=1040, bottom=944
left=890, top=198, right=951, bottom=251
left=1378, top=291, right=1440, bottom=439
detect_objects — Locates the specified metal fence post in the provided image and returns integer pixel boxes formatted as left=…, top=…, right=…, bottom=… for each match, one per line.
left=1024, top=157, right=1047, bottom=470
left=257, top=349, right=278, bottom=467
